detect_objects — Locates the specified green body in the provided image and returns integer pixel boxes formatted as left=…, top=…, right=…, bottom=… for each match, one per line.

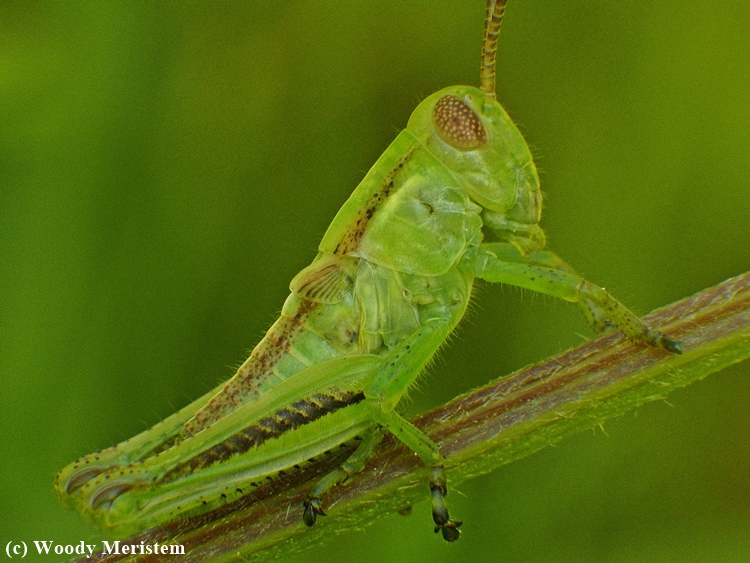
left=56, top=6, right=681, bottom=541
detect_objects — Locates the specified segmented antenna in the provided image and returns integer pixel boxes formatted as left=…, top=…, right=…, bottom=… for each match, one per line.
left=480, top=0, right=508, bottom=99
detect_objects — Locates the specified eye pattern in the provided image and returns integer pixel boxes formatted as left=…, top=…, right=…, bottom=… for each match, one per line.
left=432, top=95, right=487, bottom=150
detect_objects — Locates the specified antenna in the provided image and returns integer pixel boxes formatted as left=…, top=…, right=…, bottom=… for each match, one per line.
left=480, top=0, right=508, bottom=99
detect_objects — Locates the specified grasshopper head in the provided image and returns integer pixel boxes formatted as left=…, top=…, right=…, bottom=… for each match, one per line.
left=406, top=86, right=545, bottom=255
left=407, top=1, right=544, bottom=255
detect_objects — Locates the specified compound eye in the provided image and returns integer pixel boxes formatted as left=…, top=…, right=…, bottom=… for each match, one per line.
left=432, top=95, right=487, bottom=150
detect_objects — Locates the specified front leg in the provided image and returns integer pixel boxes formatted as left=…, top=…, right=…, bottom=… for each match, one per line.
left=480, top=242, right=614, bottom=332
left=459, top=244, right=682, bottom=353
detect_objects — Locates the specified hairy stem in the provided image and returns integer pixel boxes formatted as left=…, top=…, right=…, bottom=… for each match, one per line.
left=72, top=271, right=750, bottom=563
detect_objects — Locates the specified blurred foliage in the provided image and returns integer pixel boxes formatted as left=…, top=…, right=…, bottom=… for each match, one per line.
left=1, top=1, right=748, bottom=562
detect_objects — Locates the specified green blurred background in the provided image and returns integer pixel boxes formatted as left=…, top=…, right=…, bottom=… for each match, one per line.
left=2, top=1, right=749, bottom=561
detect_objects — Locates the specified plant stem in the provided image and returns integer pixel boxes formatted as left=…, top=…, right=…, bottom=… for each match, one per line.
left=72, top=271, right=750, bottom=563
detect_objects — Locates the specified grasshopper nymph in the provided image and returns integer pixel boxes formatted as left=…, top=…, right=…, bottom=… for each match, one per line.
left=56, top=0, right=681, bottom=543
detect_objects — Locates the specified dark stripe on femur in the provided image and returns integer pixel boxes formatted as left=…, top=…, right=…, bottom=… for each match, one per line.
left=159, top=390, right=365, bottom=483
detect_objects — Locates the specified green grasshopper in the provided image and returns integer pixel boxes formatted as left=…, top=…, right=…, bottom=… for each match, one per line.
left=56, top=0, right=681, bottom=543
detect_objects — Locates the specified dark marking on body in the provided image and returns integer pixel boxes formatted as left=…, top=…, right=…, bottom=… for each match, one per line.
left=334, top=146, right=416, bottom=255
left=182, top=299, right=321, bottom=438
left=161, top=390, right=366, bottom=484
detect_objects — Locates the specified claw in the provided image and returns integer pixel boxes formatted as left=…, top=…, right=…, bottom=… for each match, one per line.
left=430, top=468, right=461, bottom=541
left=302, top=497, right=325, bottom=527
left=643, top=328, right=683, bottom=354
left=660, top=334, right=683, bottom=354
left=434, top=518, right=462, bottom=542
